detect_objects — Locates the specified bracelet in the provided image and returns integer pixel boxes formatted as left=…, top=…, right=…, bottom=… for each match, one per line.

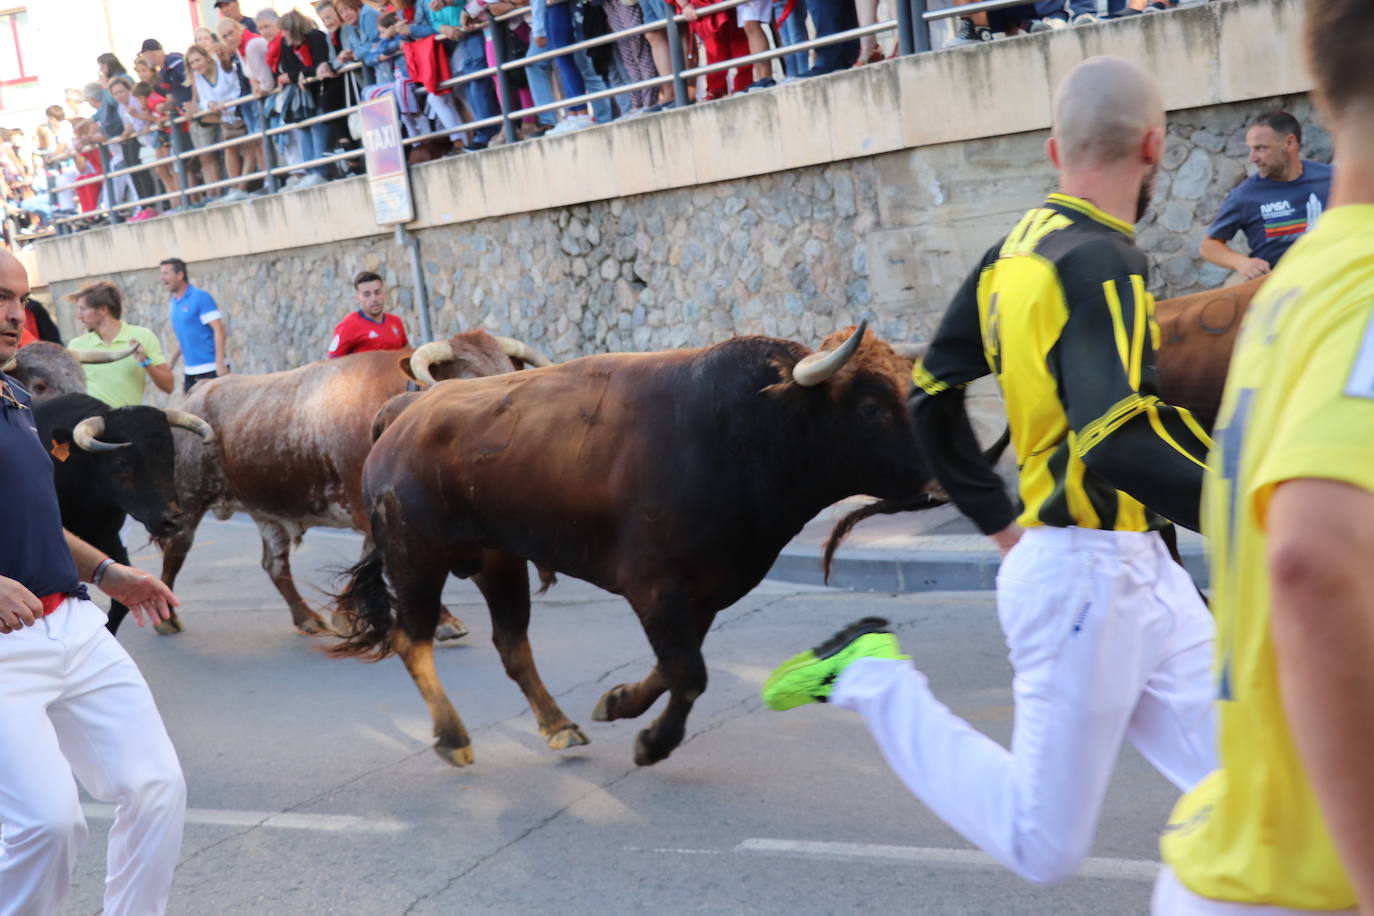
left=138, top=358, right=152, bottom=368
left=91, top=556, right=115, bottom=587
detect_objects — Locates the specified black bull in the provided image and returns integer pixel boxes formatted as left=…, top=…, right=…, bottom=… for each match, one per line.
left=33, top=393, right=213, bottom=632
left=331, top=323, right=950, bottom=768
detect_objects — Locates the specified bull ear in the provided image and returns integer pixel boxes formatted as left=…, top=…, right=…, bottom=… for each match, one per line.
left=398, top=355, right=418, bottom=382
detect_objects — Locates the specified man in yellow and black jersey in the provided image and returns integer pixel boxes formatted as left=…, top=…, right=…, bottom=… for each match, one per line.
left=914, top=191, right=1211, bottom=535
left=1157, top=1, right=1374, bottom=912
left=762, top=57, right=1219, bottom=888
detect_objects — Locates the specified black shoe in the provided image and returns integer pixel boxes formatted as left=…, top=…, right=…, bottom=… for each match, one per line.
left=464, top=141, right=489, bottom=152
left=747, top=77, right=777, bottom=92
left=949, top=17, right=992, bottom=45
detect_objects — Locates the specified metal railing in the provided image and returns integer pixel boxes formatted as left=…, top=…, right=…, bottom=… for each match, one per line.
left=20, top=0, right=1183, bottom=239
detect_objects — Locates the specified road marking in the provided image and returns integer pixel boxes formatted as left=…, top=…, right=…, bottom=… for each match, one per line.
left=736, top=839, right=1158, bottom=881
left=82, top=804, right=407, bottom=834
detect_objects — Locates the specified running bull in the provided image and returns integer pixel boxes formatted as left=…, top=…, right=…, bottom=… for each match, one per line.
left=158, top=330, right=551, bottom=637
left=330, top=322, right=947, bottom=768
left=32, top=393, right=213, bottom=632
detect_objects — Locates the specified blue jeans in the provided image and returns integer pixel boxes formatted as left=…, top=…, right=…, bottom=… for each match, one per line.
left=772, top=0, right=810, bottom=77
left=545, top=2, right=612, bottom=122
left=523, top=37, right=558, bottom=127
left=239, top=99, right=262, bottom=134
left=456, top=32, right=501, bottom=145
left=295, top=121, right=332, bottom=178
left=808, top=0, right=858, bottom=75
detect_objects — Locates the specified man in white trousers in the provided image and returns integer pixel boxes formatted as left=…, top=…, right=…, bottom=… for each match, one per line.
left=0, top=248, right=187, bottom=916
left=763, top=56, right=1218, bottom=886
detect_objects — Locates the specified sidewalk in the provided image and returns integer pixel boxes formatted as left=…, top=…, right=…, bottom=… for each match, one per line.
left=769, top=498, right=1210, bottom=593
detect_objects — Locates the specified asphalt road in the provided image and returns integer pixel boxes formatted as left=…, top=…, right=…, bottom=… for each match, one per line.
left=59, top=518, right=1175, bottom=915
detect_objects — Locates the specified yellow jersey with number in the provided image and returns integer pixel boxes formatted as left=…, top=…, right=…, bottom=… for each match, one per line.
left=1161, top=204, right=1374, bottom=908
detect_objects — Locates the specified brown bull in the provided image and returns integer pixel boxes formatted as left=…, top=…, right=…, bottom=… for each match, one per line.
left=159, top=329, right=550, bottom=636
left=331, top=323, right=943, bottom=768
left=1153, top=277, right=1264, bottom=430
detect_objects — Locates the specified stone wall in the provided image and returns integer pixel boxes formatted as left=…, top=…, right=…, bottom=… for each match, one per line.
left=45, top=92, right=1325, bottom=381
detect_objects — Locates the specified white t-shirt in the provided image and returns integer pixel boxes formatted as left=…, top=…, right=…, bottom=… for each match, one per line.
left=193, top=65, right=243, bottom=124
left=240, top=36, right=273, bottom=91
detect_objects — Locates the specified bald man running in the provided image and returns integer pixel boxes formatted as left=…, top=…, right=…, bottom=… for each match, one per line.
left=763, top=57, right=1217, bottom=885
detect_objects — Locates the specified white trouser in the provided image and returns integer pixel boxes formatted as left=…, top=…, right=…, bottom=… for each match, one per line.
left=425, top=92, right=466, bottom=143
left=1152, top=867, right=1357, bottom=915
left=832, top=526, right=1217, bottom=885
left=0, top=599, right=185, bottom=916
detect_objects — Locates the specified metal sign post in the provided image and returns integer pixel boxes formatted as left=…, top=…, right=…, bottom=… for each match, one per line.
left=361, top=94, right=431, bottom=341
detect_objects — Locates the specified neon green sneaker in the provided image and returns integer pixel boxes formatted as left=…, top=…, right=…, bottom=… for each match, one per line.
left=761, top=617, right=909, bottom=711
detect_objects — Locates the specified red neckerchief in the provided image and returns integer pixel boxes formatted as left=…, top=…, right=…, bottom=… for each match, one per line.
left=266, top=33, right=284, bottom=72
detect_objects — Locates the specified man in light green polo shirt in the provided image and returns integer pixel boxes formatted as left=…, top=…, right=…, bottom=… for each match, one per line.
left=67, top=281, right=175, bottom=407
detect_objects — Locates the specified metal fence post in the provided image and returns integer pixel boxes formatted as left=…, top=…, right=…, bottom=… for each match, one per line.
left=489, top=20, right=520, bottom=145
left=259, top=97, right=279, bottom=193
left=172, top=122, right=192, bottom=209
left=97, top=142, right=121, bottom=225
left=912, top=0, right=931, bottom=52
left=666, top=16, right=689, bottom=108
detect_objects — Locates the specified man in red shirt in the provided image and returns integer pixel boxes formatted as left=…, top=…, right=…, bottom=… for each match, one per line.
left=327, top=271, right=410, bottom=358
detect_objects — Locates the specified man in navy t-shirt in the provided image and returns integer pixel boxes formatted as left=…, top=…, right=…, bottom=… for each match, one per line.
left=0, top=249, right=186, bottom=915
left=1201, top=110, right=1333, bottom=282
left=161, top=257, right=229, bottom=392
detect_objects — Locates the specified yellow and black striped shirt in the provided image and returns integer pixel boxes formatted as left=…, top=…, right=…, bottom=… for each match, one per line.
left=912, top=194, right=1212, bottom=533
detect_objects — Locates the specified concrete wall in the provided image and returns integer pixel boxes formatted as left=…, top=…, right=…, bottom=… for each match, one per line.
left=34, top=0, right=1315, bottom=379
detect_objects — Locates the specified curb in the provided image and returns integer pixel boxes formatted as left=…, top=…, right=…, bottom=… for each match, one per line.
left=769, top=543, right=1211, bottom=593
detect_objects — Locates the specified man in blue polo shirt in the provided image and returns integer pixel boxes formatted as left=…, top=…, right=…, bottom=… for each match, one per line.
left=1200, top=110, right=1333, bottom=282
left=0, top=249, right=186, bottom=916
left=160, top=257, right=229, bottom=392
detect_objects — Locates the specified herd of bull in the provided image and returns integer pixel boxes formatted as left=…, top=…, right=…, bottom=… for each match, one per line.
left=2, top=276, right=1259, bottom=769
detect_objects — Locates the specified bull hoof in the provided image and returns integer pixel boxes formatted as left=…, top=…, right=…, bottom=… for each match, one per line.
left=434, top=743, right=475, bottom=767
left=546, top=725, right=590, bottom=751
left=633, top=728, right=671, bottom=767
left=435, top=619, right=470, bottom=643
left=330, top=610, right=358, bottom=637
left=592, top=684, right=628, bottom=722
left=294, top=616, right=334, bottom=637
left=154, top=617, right=185, bottom=636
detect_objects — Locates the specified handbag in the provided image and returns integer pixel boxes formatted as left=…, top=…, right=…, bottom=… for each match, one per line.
left=280, top=83, right=318, bottom=124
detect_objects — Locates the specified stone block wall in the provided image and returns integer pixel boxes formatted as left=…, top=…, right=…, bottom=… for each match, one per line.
left=44, top=93, right=1326, bottom=384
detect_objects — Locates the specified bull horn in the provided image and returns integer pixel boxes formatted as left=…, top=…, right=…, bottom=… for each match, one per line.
left=492, top=335, right=553, bottom=368
left=71, top=415, right=130, bottom=453
left=161, top=408, right=215, bottom=442
left=409, top=340, right=455, bottom=387
left=0, top=356, right=14, bottom=373
left=792, top=319, right=868, bottom=387
left=71, top=346, right=137, bottom=364
left=890, top=342, right=929, bottom=361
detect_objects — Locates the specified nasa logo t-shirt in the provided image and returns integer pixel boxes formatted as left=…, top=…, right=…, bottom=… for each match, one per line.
left=1207, top=160, right=1333, bottom=267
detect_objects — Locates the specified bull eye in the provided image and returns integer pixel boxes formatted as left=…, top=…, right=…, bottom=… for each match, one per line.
left=859, top=400, right=885, bottom=421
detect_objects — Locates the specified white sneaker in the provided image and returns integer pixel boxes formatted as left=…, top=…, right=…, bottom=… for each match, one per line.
left=1030, top=14, right=1069, bottom=30
left=1072, top=12, right=1100, bottom=23
left=219, top=189, right=248, bottom=203
left=546, top=114, right=594, bottom=136
left=295, top=173, right=328, bottom=189
left=282, top=174, right=305, bottom=190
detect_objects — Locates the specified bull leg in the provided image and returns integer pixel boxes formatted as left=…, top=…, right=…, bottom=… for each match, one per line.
left=252, top=517, right=331, bottom=636
left=474, top=550, right=587, bottom=752
left=156, top=508, right=206, bottom=635
left=597, top=603, right=713, bottom=767
left=389, top=543, right=475, bottom=766
left=102, top=538, right=132, bottom=635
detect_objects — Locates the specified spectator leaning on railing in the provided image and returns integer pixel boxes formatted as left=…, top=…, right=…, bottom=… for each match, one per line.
left=277, top=9, right=336, bottom=188
left=313, top=1, right=353, bottom=154
left=432, top=0, right=503, bottom=153
left=217, top=16, right=269, bottom=198
left=213, top=0, right=260, bottom=33
left=184, top=44, right=235, bottom=199
left=142, top=40, right=195, bottom=171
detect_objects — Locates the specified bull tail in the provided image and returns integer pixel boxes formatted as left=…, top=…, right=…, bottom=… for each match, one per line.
left=534, top=564, right=558, bottom=596
left=822, top=491, right=947, bottom=584
left=326, top=547, right=396, bottom=661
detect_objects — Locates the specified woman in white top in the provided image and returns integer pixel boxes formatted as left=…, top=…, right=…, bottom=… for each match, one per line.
left=184, top=43, right=242, bottom=197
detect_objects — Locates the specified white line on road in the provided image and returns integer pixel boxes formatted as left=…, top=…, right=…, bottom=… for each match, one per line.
left=81, top=804, right=407, bottom=834
left=736, top=839, right=1158, bottom=881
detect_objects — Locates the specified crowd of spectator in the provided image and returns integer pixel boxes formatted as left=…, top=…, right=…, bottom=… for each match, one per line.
left=0, top=0, right=1218, bottom=246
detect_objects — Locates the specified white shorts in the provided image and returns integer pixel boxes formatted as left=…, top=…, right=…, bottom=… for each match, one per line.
left=736, top=0, right=771, bottom=24
left=1152, top=867, right=1357, bottom=915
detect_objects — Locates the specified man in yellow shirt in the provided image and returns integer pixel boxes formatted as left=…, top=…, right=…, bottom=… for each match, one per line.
left=1158, top=1, right=1374, bottom=911
left=66, top=281, right=174, bottom=408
